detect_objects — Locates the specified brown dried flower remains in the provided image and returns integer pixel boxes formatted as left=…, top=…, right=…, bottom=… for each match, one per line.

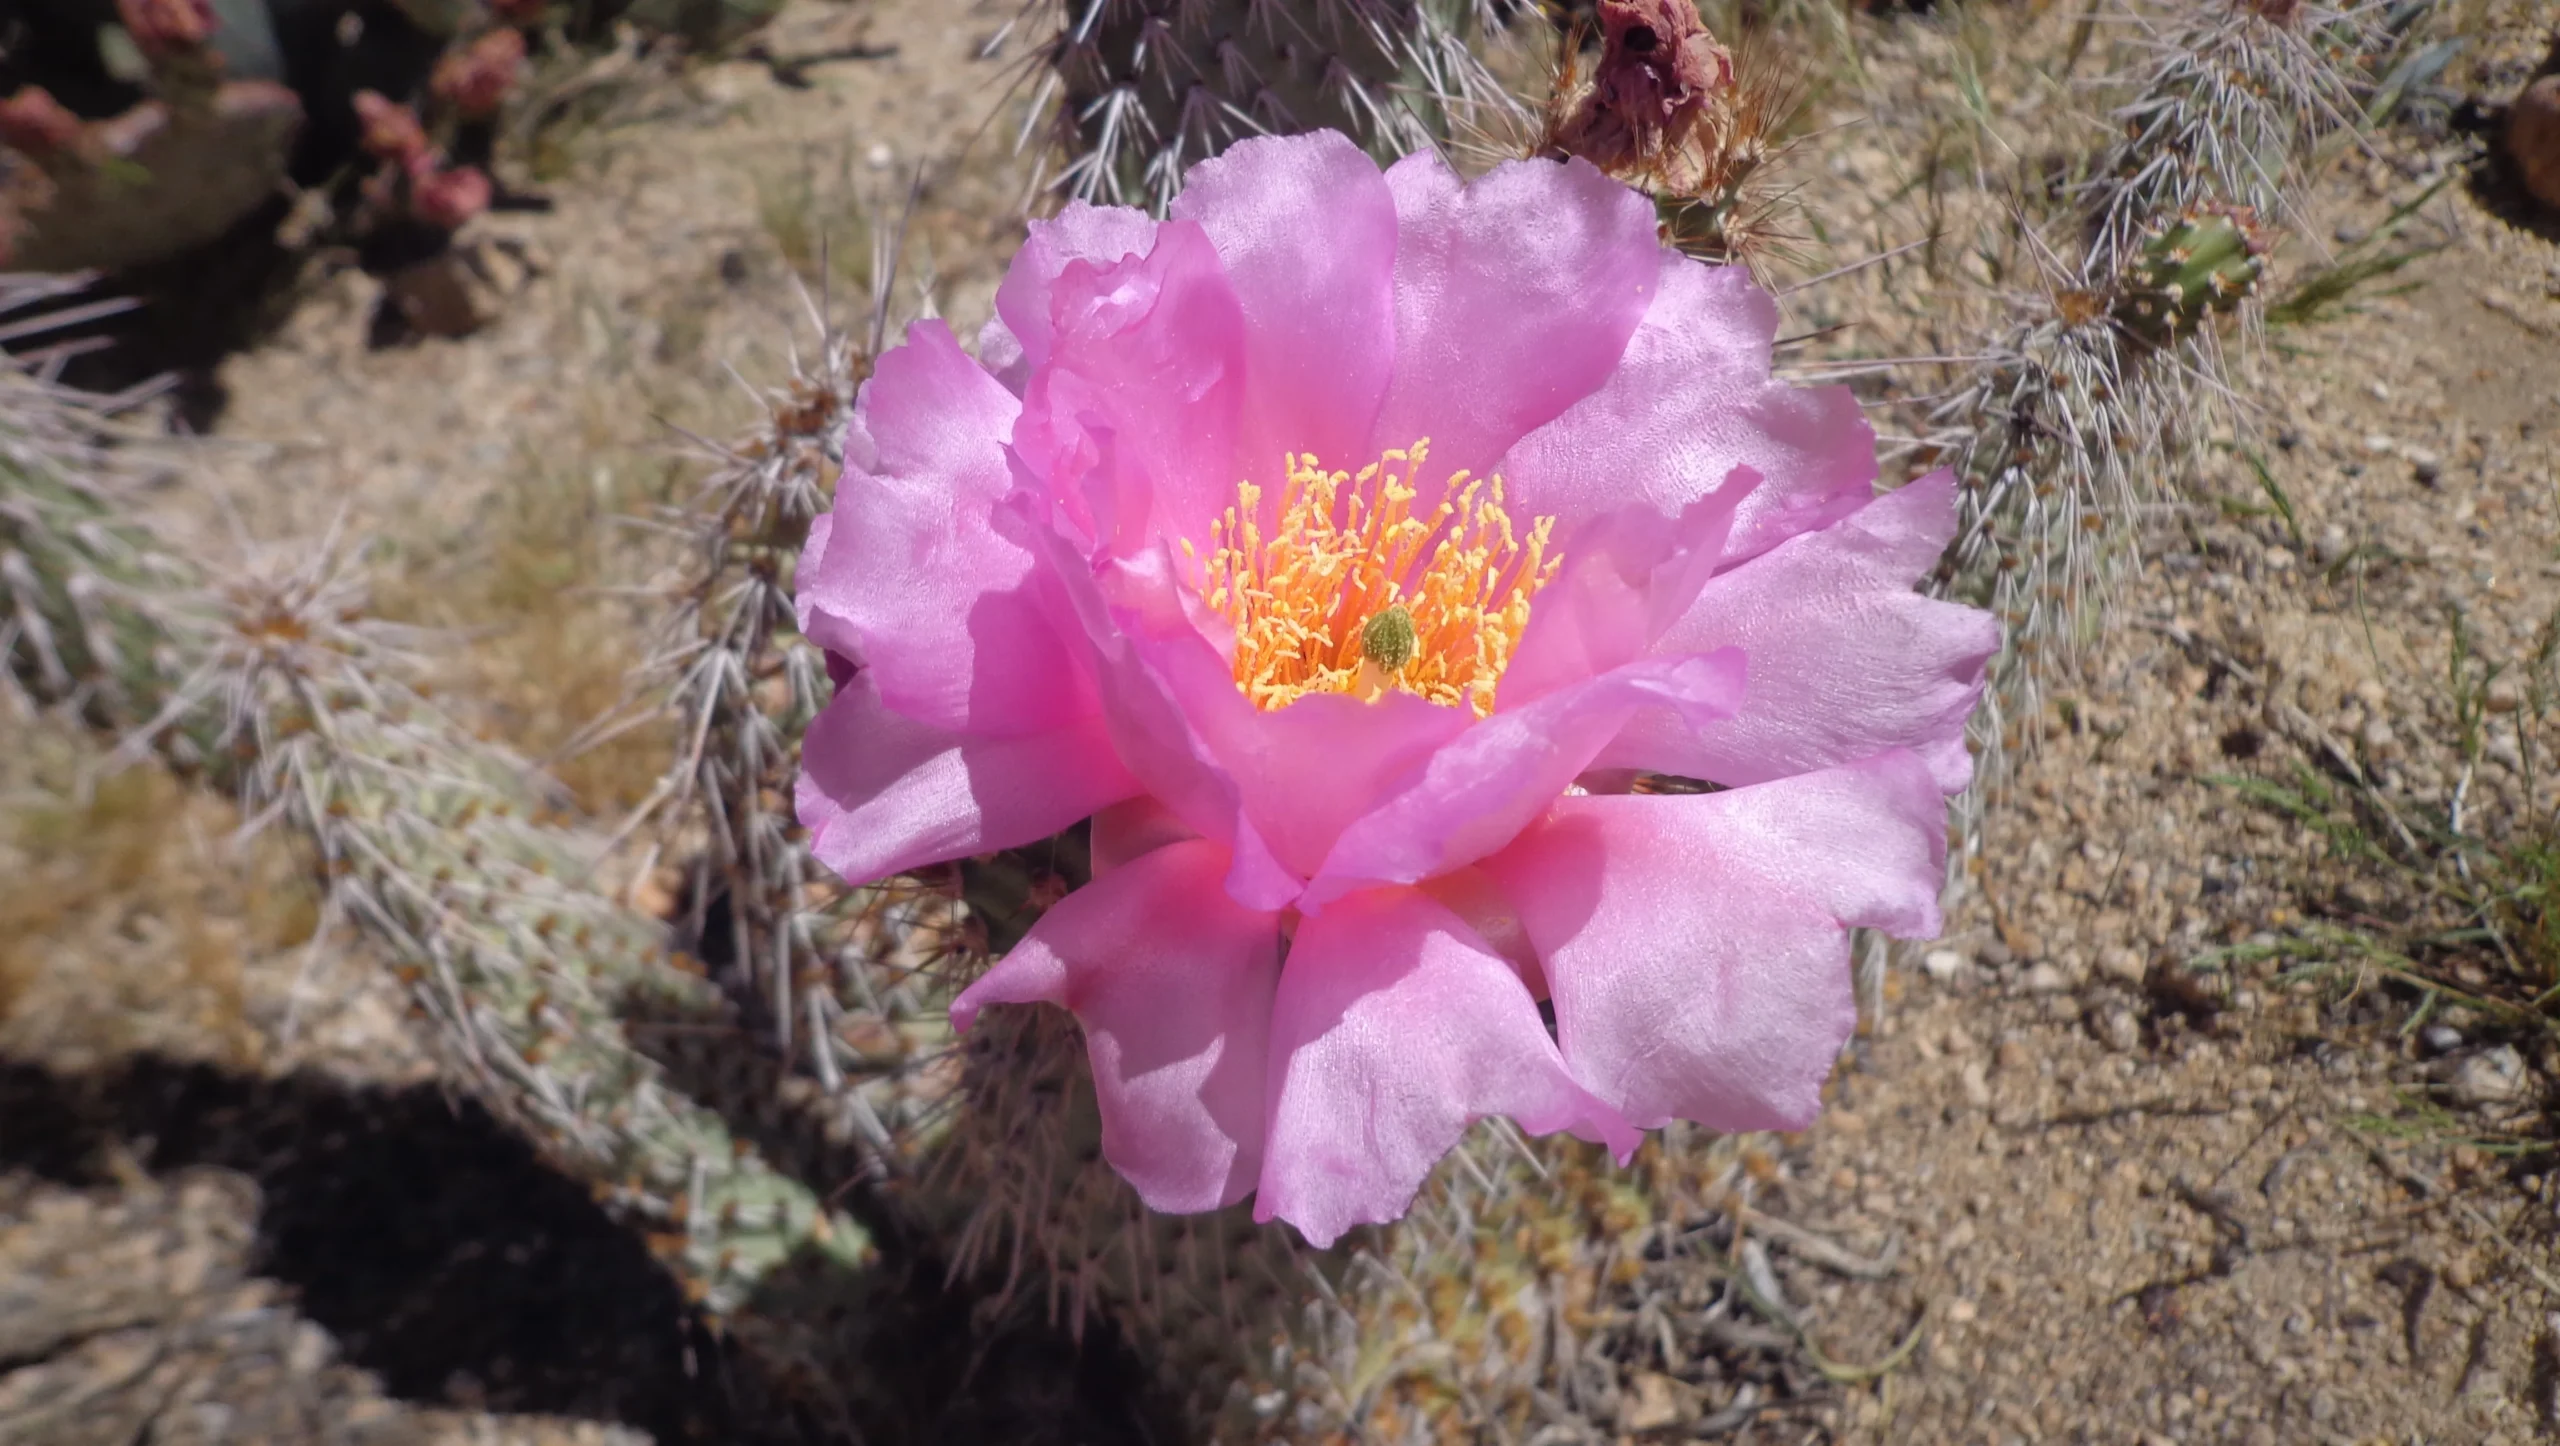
left=1539, top=2, right=1803, bottom=274
left=1543, top=0, right=1733, bottom=186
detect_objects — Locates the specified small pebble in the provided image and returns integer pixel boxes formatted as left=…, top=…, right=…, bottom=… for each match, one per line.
left=2097, top=945, right=2147, bottom=985
left=2443, top=1045, right=2527, bottom=1107
left=1921, top=947, right=1968, bottom=982
left=2021, top=962, right=2069, bottom=994
left=287, top=1321, right=334, bottom=1375
left=2418, top=1023, right=2464, bottom=1056
left=1960, top=1060, right=1992, bottom=1107
left=2089, top=1005, right=2142, bottom=1053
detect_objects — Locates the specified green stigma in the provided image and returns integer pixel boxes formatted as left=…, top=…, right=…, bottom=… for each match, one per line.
left=1361, top=604, right=1417, bottom=674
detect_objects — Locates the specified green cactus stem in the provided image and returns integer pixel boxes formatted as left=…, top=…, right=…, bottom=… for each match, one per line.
left=2111, top=205, right=2271, bottom=346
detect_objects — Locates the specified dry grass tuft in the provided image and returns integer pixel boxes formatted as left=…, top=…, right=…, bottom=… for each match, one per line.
left=371, top=408, right=684, bottom=820
left=0, top=725, right=319, bottom=1070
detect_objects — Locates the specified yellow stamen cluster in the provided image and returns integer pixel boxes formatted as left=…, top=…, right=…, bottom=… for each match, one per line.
left=1190, top=440, right=1560, bottom=716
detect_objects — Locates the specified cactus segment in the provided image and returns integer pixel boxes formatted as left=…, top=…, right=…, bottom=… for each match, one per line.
left=1038, top=0, right=1516, bottom=210
left=2111, top=205, right=2272, bottom=345
left=0, top=284, right=869, bottom=1327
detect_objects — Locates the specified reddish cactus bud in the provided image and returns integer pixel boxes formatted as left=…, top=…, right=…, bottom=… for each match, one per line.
left=488, top=0, right=546, bottom=23
left=409, top=160, right=492, bottom=230
left=432, top=29, right=527, bottom=120
left=0, top=87, right=86, bottom=158
left=352, top=90, right=430, bottom=165
left=116, top=0, right=216, bottom=56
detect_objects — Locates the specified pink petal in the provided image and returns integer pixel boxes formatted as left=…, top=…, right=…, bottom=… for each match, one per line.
left=1011, top=219, right=1246, bottom=558
left=1479, top=751, right=1948, bottom=1132
left=989, top=200, right=1160, bottom=384
left=796, top=665, right=1137, bottom=885
left=1010, top=506, right=1301, bottom=907
left=1170, top=132, right=1399, bottom=489
left=1415, top=865, right=1544, bottom=996
left=1496, top=474, right=1750, bottom=709
left=793, top=512, right=835, bottom=638
left=1089, top=795, right=1196, bottom=878
left=975, top=315, right=1026, bottom=391
left=1497, top=256, right=1875, bottom=563
left=1130, top=617, right=1470, bottom=886
left=951, top=838, right=1280, bottom=1213
left=1255, top=885, right=1637, bottom=1246
left=1303, top=649, right=1746, bottom=910
left=1597, top=470, right=1998, bottom=792
left=1368, top=153, right=1664, bottom=491
left=1049, top=527, right=1476, bottom=905
left=799, top=320, right=1091, bottom=736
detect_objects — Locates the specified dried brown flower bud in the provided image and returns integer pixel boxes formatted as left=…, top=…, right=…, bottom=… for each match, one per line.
left=1549, top=0, right=1733, bottom=180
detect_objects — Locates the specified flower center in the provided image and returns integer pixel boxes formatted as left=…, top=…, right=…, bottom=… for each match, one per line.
left=1191, top=439, right=1559, bottom=716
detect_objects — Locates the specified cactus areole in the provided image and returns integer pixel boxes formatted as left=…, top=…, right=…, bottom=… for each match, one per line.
left=795, top=132, right=1997, bottom=1245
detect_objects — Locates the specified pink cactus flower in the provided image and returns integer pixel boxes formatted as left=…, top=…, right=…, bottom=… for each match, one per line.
left=796, top=132, right=1997, bottom=1246
left=352, top=90, right=430, bottom=166
left=431, top=28, right=526, bottom=120
left=407, top=160, right=490, bottom=230
left=0, top=87, right=87, bottom=159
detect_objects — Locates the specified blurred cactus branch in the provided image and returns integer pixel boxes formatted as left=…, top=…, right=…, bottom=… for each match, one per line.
left=0, top=276, right=871, bottom=1326
left=1028, top=0, right=1527, bottom=210
left=0, top=296, right=185, bottom=731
